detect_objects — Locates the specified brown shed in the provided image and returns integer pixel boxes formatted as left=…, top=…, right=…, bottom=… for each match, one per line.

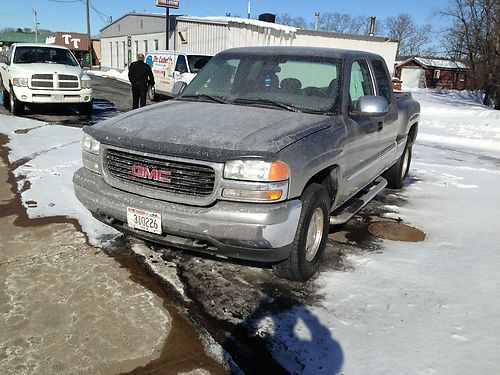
left=395, top=57, right=468, bottom=90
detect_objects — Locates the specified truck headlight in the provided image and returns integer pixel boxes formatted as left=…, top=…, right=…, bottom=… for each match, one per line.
left=82, top=133, right=100, bottom=155
left=12, top=78, right=28, bottom=87
left=222, top=160, right=289, bottom=202
left=224, top=160, right=289, bottom=181
left=82, top=133, right=101, bottom=173
left=81, top=79, right=91, bottom=89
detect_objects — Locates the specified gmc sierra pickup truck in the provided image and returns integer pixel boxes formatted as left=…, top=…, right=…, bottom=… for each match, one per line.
left=0, top=43, right=93, bottom=115
left=73, top=46, right=420, bottom=281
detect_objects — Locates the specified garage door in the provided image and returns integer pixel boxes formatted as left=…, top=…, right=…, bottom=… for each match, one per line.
left=401, top=68, right=422, bottom=89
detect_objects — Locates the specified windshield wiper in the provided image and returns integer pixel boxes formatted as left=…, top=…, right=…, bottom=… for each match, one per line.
left=178, top=94, right=229, bottom=104
left=231, top=98, right=299, bottom=112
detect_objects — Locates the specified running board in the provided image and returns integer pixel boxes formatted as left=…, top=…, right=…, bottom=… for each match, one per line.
left=329, top=177, right=387, bottom=225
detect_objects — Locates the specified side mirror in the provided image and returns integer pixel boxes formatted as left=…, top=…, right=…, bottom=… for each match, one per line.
left=356, top=96, right=389, bottom=116
left=172, top=81, right=187, bottom=97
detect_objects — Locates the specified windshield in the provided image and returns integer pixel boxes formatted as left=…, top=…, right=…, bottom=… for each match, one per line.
left=180, top=52, right=342, bottom=114
left=187, top=55, right=212, bottom=74
left=13, top=46, right=79, bottom=66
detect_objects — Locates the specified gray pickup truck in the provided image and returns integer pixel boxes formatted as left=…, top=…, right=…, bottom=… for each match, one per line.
left=73, top=46, right=420, bottom=281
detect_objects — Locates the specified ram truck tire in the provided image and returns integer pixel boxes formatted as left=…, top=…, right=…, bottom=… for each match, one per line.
left=9, top=86, right=24, bottom=115
left=78, top=101, right=93, bottom=116
left=384, top=142, right=412, bottom=189
left=273, top=183, right=330, bottom=281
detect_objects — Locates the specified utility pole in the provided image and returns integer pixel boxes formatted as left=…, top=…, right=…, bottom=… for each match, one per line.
left=32, top=9, right=39, bottom=43
left=314, top=12, right=320, bottom=31
left=166, top=7, right=170, bottom=49
left=247, top=0, right=251, bottom=19
left=86, top=0, right=93, bottom=67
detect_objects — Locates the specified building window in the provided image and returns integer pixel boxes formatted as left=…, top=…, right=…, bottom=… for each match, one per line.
left=135, top=41, right=139, bottom=57
left=154, top=39, right=159, bottom=50
left=141, top=20, right=143, bottom=29
left=116, top=42, right=118, bottom=68
left=144, top=40, right=148, bottom=53
left=122, top=41, right=126, bottom=67
left=110, top=42, right=113, bottom=66
left=434, top=70, right=441, bottom=79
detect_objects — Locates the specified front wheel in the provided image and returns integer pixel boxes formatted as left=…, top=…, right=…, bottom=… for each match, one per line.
left=384, top=141, right=412, bottom=189
left=79, top=101, right=93, bottom=116
left=9, top=86, right=24, bottom=115
left=273, top=183, right=330, bottom=281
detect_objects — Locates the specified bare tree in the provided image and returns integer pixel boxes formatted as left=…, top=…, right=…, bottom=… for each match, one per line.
left=440, top=0, right=499, bottom=108
left=384, top=14, right=432, bottom=57
left=316, top=13, right=377, bottom=35
left=276, top=13, right=310, bottom=29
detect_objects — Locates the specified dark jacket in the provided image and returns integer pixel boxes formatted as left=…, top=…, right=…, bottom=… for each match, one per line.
left=128, top=61, right=154, bottom=88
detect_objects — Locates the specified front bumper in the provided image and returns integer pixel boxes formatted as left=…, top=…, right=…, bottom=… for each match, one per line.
left=13, top=86, right=92, bottom=104
left=73, top=167, right=302, bottom=262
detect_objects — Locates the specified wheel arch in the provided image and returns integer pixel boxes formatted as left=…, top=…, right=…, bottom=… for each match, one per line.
left=301, top=165, right=339, bottom=208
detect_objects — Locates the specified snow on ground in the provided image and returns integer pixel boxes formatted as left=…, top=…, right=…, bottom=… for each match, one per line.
left=86, top=68, right=130, bottom=84
left=1, top=89, right=499, bottom=374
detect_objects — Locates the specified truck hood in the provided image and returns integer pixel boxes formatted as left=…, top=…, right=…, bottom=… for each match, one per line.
left=12, top=63, right=83, bottom=77
left=87, top=100, right=332, bottom=161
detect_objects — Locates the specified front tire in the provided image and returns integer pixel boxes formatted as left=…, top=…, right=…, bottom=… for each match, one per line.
left=9, top=86, right=24, bottom=115
left=384, top=141, right=412, bottom=189
left=273, top=183, right=330, bottom=281
left=79, top=101, right=93, bottom=116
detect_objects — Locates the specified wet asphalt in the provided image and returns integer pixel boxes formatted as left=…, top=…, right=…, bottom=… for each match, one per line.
left=0, top=75, right=413, bottom=373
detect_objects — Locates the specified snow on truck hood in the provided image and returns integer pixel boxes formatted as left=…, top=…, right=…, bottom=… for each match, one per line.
left=86, top=100, right=331, bottom=161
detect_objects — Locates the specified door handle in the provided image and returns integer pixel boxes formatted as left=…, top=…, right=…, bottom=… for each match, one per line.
left=377, top=121, right=383, bottom=132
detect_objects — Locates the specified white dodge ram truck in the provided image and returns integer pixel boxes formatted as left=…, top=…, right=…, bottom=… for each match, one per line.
left=0, top=43, right=93, bottom=115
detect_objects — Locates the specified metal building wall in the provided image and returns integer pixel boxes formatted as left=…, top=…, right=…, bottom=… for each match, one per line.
left=175, top=20, right=228, bottom=54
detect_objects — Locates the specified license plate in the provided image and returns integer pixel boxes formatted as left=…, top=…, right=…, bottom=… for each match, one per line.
left=51, top=94, right=63, bottom=101
left=127, top=207, right=162, bottom=235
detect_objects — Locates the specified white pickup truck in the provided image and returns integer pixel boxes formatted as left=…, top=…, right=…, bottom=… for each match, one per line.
left=0, top=43, right=93, bottom=115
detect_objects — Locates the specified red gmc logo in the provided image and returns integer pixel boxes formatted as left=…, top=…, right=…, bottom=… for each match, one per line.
left=131, top=165, right=172, bottom=183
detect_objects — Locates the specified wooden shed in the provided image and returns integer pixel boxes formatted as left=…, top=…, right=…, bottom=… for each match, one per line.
left=395, top=57, right=468, bottom=90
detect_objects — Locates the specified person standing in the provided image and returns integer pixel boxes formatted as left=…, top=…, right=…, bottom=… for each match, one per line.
left=128, top=53, right=154, bottom=109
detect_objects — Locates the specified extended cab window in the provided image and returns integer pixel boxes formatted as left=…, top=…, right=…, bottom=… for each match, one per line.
left=349, top=60, right=374, bottom=108
left=371, top=59, right=392, bottom=103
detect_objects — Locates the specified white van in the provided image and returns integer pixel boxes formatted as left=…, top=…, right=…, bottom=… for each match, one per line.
left=145, top=51, right=212, bottom=100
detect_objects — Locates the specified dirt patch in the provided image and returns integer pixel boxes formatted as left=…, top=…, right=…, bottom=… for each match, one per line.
left=368, top=221, right=426, bottom=242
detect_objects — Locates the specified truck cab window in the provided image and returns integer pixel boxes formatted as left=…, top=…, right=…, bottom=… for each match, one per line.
left=175, top=55, right=188, bottom=74
left=349, top=60, right=374, bottom=108
left=371, top=59, right=392, bottom=103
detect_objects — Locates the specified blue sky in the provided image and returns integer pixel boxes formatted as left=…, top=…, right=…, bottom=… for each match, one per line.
left=1, top=0, right=447, bottom=35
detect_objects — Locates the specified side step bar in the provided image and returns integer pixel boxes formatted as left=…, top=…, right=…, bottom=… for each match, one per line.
left=329, top=177, right=387, bottom=225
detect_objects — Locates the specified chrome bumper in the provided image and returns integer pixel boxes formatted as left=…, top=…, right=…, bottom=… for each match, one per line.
left=73, top=167, right=302, bottom=262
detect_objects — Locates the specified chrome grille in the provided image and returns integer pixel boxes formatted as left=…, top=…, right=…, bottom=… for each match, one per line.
left=105, top=149, right=216, bottom=197
left=30, top=74, right=80, bottom=90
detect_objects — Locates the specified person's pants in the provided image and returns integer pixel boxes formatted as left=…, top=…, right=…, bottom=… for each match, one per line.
left=132, top=85, right=147, bottom=109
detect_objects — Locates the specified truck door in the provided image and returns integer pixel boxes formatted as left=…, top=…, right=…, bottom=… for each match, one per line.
left=370, top=58, right=399, bottom=171
left=342, top=59, right=385, bottom=197
left=173, top=54, right=189, bottom=90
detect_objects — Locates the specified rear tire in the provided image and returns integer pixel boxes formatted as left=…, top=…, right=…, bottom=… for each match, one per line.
left=384, top=141, right=412, bottom=189
left=147, top=85, right=156, bottom=101
left=273, top=183, right=330, bottom=281
left=9, top=86, right=24, bottom=115
left=79, top=101, right=93, bottom=116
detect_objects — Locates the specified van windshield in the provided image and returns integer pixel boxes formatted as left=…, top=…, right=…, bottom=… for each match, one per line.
left=13, top=46, right=79, bottom=66
left=180, top=52, right=342, bottom=114
left=187, top=55, right=212, bottom=73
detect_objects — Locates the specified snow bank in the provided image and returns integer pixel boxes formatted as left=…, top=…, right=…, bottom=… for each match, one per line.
left=87, top=68, right=130, bottom=84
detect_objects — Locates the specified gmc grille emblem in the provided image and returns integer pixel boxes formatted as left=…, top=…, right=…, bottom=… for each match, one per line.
left=131, top=165, right=172, bottom=183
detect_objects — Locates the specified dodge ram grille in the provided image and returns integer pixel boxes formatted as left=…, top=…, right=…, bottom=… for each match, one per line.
left=31, top=74, right=80, bottom=89
left=105, top=149, right=216, bottom=197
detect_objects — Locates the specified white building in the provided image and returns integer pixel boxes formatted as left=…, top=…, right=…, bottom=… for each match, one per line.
left=100, top=13, right=398, bottom=73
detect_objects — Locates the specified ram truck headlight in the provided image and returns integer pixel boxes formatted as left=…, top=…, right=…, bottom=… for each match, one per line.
left=82, top=133, right=101, bottom=173
left=12, top=78, right=28, bottom=87
left=222, top=160, right=289, bottom=202
left=81, top=78, right=92, bottom=89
